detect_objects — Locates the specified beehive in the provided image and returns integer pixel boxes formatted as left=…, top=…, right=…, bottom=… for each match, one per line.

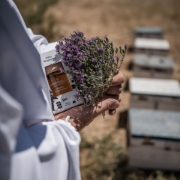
left=129, top=77, right=180, bottom=111
left=134, top=38, right=170, bottom=55
left=133, top=54, right=174, bottom=79
left=128, top=108, right=180, bottom=171
left=134, top=27, right=163, bottom=39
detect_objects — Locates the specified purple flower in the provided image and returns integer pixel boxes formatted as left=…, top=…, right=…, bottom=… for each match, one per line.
left=66, top=47, right=71, bottom=51
left=77, top=62, right=82, bottom=67
left=92, top=58, right=96, bottom=62
left=55, top=45, right=60, bottom=53
left=74, top=30, right=84, bottom=37
left=75, top=36, right=79, bottom=41
left=77, top=52, right=83, bottom=56
left=112, top=56, right=117, bottom=61
left=67, top=53, right=72, bottom=58
left=98, top=47, right=104, bottom=52
left=85, top=39, right=89, bottom=43
left=58, top=41, right=63, bottom=46
left=76, top=73, right=84, bottom=83
left=73, top=94, right=79, bottom=100
left=55, top=44, right=59, bottom=49
left=100, top=58, right=104, bottom=63
left=78, top=41, right=83, bottom=45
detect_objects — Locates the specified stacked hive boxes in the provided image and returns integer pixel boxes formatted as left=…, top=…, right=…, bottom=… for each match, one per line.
left=126, top=27, right=180, bottom=171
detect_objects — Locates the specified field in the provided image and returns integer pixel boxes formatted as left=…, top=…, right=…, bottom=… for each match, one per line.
left=14, top=0, right=180, bottom=179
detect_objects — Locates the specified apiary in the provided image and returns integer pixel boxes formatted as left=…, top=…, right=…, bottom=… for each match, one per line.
left=134, top=27, right=163, bottom=39
left=129, top=77, right=180, bottom=111
left=134, top=38, right=170, bottom=55
left=133, top=54, right=174, bottom=79
left=128, top=108, right=180, bottom=171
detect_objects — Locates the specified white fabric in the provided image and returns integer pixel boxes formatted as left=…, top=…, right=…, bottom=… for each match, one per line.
left=0, top=1, right=81, bottom=180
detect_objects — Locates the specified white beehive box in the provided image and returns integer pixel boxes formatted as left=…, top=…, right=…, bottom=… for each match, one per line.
left=134, top=38, right=170, bottom=55
left=129, top=77, right=180, bottom=111
left=128, top=108, right=180, bottom=171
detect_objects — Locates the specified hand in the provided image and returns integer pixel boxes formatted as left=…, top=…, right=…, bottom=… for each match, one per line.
left=54, top=95, right=120, bottom=131
left=105, top=71, right=124, bottom=115
left=54, top=71, right=124, bottom=131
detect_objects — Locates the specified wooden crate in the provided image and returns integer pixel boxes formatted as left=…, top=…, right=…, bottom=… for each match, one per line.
left=129, top=77, right=180, bottom=111
left=127, top=108, right=180, bottom=171
left=133, top=54, right=174, bottom=79
left=134, top=38, right=170, bottom=56
left=134, top=27, right=164, bottom=39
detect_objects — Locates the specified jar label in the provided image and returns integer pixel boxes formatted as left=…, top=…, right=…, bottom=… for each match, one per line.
left=45, top=62, right=73, bottom=97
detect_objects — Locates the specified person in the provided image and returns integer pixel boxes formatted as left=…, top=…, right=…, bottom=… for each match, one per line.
left=0, top=0, right=125, bottom=180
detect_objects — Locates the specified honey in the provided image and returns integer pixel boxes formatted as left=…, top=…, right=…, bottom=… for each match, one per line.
left=45, top=62, right=73, bottom=97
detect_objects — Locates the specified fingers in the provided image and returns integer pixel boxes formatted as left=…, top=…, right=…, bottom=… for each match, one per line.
left=109, top=109, right=116, bottom=115
left=105, top=71, right=124, bottom=115
left=94, top=95, right=120, bottom=116
left=111, top=71, right=125, bottom=86
left=108, top=96, right=121, bottom=115
left=105, top=85, right=122, bottom=95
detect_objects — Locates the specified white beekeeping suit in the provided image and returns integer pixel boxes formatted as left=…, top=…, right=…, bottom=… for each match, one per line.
left=0, top=1, right=81, bottom=180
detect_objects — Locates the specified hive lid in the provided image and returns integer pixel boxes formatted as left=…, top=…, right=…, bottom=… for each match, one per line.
left=134, top=54, right=174, bottom=69
left=130, top=77, right=180, bottom=97
left=134, top=27, right=163, bottom=35
left=134, top=38, right=170, bottom=50
left=129, top=108, right=180, bottom=140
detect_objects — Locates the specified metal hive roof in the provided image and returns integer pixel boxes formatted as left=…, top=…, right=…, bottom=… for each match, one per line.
left=134, top=54, right=174, bottom=69
left=129, top=108, right=180, bottom=140
left=134, top=38, right=170, bottom=50
left=129, top=77, right=180, bottom=97
left=134, top=27, right=163, bottom=35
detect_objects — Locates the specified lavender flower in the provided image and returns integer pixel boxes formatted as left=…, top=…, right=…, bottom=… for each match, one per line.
left=56, top=31, right=126, bottom=106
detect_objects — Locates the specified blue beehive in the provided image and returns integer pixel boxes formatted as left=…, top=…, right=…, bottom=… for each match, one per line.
left=134, top=27, right=163, bottom=39
left=128, top=108, right=180, bottom=170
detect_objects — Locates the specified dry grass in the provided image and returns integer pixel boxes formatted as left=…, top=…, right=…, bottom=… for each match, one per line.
left=14, top=0, right=180, bottom=179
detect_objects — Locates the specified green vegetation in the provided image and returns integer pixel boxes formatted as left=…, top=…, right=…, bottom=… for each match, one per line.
left=80, top=132, right=126, bottom=180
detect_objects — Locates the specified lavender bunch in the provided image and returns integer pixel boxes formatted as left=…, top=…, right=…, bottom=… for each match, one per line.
left=55, top=31, right=127, bottom=106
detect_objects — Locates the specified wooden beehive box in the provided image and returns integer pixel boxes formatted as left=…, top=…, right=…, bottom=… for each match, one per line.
left=134, top=38, right=170, bottom=56
left=134, top=27, right=164, bottom=39
left=129, top=77, right=180, bottom=111
left=133, top=54, right=174, bottom=79
left=127, top=108, right=180, bottom=171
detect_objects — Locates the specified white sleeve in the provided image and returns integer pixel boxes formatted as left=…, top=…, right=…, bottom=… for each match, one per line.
left=0, top=1, right=81, bottom=180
